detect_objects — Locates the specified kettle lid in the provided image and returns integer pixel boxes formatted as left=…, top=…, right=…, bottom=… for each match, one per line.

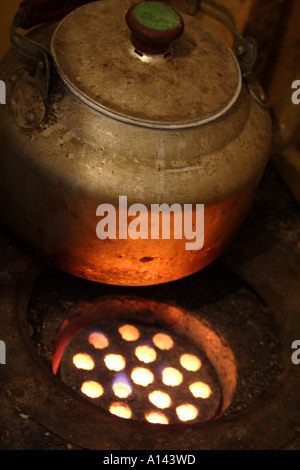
left=51, top=0, right=242, bottom=129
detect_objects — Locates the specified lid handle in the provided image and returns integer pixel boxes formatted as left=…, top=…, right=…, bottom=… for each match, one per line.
left=126, top=1, right=185, bottom=55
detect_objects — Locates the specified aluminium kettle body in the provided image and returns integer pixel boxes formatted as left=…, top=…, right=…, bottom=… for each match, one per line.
left=0, top=0, right=273, bottom=286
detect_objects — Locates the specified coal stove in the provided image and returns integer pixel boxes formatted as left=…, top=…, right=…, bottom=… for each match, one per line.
left=0, top=164, right=300, bottom=450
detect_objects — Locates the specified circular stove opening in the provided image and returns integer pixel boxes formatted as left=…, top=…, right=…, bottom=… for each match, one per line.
left=58, top=320, right=222, bottom=424
left=52, top=296, right=238, bottom=424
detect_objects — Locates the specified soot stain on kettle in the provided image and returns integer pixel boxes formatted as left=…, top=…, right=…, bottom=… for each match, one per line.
left=140, top=257, right=157, bottom=263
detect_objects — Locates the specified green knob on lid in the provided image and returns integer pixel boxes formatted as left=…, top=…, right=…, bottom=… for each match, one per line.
left=134, top=2, right=181, bottom=31
left=126, top=1, right=185, bottom=55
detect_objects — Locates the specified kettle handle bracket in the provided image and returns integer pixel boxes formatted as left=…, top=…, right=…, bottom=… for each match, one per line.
left=199, top=0, right=257, bottom=75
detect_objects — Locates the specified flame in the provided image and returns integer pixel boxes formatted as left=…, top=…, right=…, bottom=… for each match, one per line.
left=131, top=367, right=154, bottom=386
left=180, top=353, right=202, bottom=371
left=146, top=411, right=169, bottom=424
left=189, top=381, right=212, bottom=399
left=119, top=324, right=140, bottom=341
left=73, top=353, right=95, bottom=370
left=152, top=333, right=174, bottom=350
left=89, top=332, right=109, bottom=349
left=176, top=404, right=198, bottom=421
left=109, top=402, right=132, bottom=419
left=81, top=381, right=104, bottom=398
left=149, top=391, right=171, bottom=409
left=104, top=354, right=126, bottom=371
left=162, top=367, right=183, bottom=386
left=135, top=345, right=157, bottom=363
left=113, top=381, right=132, bottom=399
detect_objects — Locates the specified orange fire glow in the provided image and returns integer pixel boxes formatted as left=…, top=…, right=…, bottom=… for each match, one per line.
left=89, top=332, right=109, bottom=349
left=152, top=333, right=174, bottom=350
left=131, top=367, right=154, bottom=386
left=119, top=324, right=140, bottom=341
left=176, top=404, right=198, bottom=421
left=189, top=381, right=212, bottom=399
left=81, top=381, right=104, bottom=398
left=135, top=345, right=157, bottom=363
left=112, top=381, right=132, bottom=399
left=73, top=353, right=95, bottom=370
left=162, top=367, right=183, bottom=386
left=180, top=353, right=202, bottom=371
left=148, top=390, right=171, bottom=409
left=109, top=402, right=132, bottom=419
left=104, top=354, right=126, bottom=371
left=145, top=411, right=169, bottom=424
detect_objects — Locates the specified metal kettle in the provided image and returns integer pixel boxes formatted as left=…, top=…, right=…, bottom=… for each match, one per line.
left=0, top=0, right=298, bottom=286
